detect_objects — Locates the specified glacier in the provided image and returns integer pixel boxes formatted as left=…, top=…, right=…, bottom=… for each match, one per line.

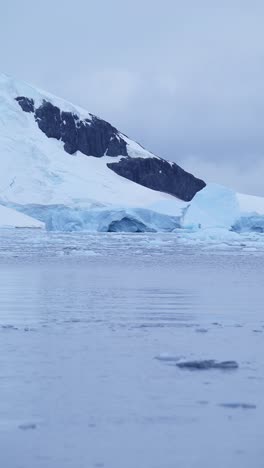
left=9, top=204, right=181, bottom=232
left=233, top=215, right=264, bottom=233
left=1, top=183, right=264, bottom=235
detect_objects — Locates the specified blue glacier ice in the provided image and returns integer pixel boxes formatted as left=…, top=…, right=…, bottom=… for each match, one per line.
left=4, top=184, right=264, bottom=235
left=10, top=204, right=181, bottom=232
left=233, top=214, right=264, bottom=233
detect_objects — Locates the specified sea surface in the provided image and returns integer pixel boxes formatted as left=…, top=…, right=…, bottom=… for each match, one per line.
left=0, top=231, right=263, bottom=468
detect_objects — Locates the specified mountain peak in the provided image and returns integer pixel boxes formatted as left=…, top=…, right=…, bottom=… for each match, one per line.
left=0, top=74, right=205, bottom=209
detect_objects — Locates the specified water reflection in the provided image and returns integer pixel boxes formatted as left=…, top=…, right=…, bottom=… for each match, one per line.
left=0, top=234, right=263, bottom=468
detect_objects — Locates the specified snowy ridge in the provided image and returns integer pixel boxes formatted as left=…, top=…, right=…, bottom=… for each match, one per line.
left=0, top=73, right=155, bottom=160
left=237, top=192, right=264, bottom=215
left=0, top=73, right=179, bottom=209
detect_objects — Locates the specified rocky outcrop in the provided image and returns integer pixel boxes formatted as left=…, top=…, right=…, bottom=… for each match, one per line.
left=15, top=96, right=35, bottom=113
left=16, top=97, right=128, bottom=157
left=15, top=95, right=205, bottom=201
left=107, top=157, right=205, bottom=201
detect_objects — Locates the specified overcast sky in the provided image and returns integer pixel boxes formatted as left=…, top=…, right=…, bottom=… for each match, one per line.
left=1, top=0, right=264, bottom=195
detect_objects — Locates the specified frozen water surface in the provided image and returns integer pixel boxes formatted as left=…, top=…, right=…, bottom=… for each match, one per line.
left=0, top=231, right=263, bottom=468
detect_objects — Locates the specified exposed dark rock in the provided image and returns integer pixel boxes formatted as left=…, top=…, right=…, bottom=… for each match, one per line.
left=106, top=134, right=127, bottom=157
left=107, top=157, right=205, bottom=202
left=15, top=96, right=206, bottom=201
left=15, top=96, right=35, bottom=113
left=61, top=111, right=78, bottom=154
left=176, top=360, right=239, bottom=370
left=16, top=97, right=128, bottom=158
left=35, top=101, right=61, bottom=139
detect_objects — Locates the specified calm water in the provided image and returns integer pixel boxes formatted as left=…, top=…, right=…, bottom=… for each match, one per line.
left=0, top=232, right=263, bottom=468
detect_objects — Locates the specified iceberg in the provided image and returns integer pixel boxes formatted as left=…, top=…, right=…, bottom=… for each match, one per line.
left=183, top=184, right=240, bottom=230
left=182, top=184, right=264, bottom=236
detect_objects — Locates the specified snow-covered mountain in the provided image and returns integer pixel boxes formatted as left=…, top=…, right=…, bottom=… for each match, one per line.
left=0, top=73, right=205, bottom=231
left=0, top=73, right=264, bottom=233
left=0, top=73, right=204, bottom=206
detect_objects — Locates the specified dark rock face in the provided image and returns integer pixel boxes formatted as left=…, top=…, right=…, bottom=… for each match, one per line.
left=107, top=157, right=206, bottom=201
left=15, top=96, right=35, bottom=113
left=35, top=101, right=61, bottom=139
left=15, top=95, right=206, bottom=201
left=16, top=97, right=128, bottom=158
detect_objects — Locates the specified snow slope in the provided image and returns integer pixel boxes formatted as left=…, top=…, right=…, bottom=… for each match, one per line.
left=237, top=192, right=264, bottom=215
left=0, top=73, right=174, bottom=208
left=0, top=204, right=43, bottom=229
